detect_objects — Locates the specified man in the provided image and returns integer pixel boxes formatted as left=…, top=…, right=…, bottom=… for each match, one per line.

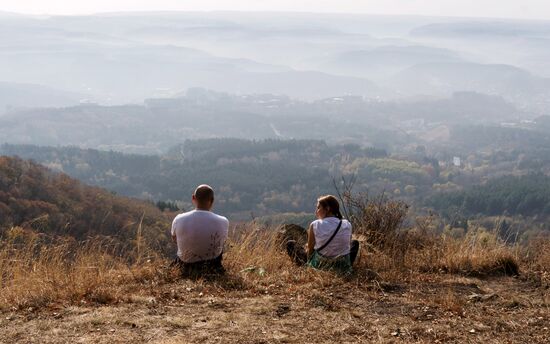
left=171, top=184, right=229, bottom=276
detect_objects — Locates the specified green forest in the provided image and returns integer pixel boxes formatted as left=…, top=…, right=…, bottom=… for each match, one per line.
left=428, top=174, right=550, bottom=217
left=2, top=128, right=550, bottom=240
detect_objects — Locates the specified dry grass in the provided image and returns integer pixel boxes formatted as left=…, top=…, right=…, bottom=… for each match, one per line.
left=525, top=238, right=550, bottom=271
left=342, top=191, right=409, bottom=250
left=521, top=237, right=550, bottom=287
left=432, top=288, right=466, bottom=313
left=0, top=209, right=547, bottom=312
left=1, top=220, right=549, bottom=343
left=0, top=229, right=160, bottom=310
left=412, top=230, right=521, bottom=277
left=0, top=223, right=329, bottom=310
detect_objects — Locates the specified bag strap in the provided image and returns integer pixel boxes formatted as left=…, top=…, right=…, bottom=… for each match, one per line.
left=317, top=220, right=343, bottom=253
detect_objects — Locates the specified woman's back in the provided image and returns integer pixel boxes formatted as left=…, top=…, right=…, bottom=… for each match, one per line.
left=311, top=217, right=352, bottom=258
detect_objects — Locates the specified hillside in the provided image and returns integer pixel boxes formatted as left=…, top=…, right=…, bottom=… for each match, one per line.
left=315, top=45, right=464, bottom=80
left=0, top=141, right=387, bottom=218
left=0, top=156, right=548, bottom=343
left=388, top=62, right=550, bottom=112
left=1, top=201, right=548, bottom=343
left=428, top=174, right=550, bottom=217
left=3, top=132, right=550, bottom=222
left=0, top=156, right=171, bottom=253
left=0, top=90, right=526, bottom=155
left=0, top=82, right=85, bottom=113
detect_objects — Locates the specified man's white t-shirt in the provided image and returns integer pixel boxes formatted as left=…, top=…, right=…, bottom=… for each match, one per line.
left=311, top=217, right=352, bottom=258
left=171, top=210, right=229, bottom=263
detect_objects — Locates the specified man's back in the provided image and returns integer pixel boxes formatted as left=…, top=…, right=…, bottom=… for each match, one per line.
left=171, top=210, right=229, bottom=263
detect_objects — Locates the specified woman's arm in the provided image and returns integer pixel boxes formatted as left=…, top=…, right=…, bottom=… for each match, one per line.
left=307, top=223, right=315, bottom=257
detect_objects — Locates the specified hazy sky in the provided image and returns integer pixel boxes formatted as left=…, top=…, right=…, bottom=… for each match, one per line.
left=2, top=0, right=550, bottom=20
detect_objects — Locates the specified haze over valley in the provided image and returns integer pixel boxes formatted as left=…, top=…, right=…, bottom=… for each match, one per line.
left=2, top=12, right=550, bottom=110
left=1, top=6, right=550, bottom=344
left=1, top=11, right=550, bottom=227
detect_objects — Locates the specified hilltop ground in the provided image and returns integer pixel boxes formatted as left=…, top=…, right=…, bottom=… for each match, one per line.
left=1, top=223, right=548, bottom=344
left=0, top=271, right=548, bottom=343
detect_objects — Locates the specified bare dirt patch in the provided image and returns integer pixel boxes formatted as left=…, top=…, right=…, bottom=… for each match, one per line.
left=1, top=273, right=548, bottom=343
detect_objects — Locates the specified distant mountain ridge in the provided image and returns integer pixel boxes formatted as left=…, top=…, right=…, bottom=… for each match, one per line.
left=388, top=62, right=550, bottom=112
left=315, top=45, right=464, bottom=80
left=0, top=14, right=381, bottom=102
left=0, top=82, right=86, bottom=113
left=411, top=21, right=550, bottom=37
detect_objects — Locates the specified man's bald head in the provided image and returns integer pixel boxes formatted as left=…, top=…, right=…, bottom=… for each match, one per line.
left=193, top=184, right=214, bottom=210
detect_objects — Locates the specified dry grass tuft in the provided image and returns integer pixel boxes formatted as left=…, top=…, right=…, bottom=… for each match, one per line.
left=337, top=192, right=522, bottom=280
left=0, top=232, right=160, bottom=310
left=433, top=288, right=465, bottom=314
left=343, top=193, right=409, bottom=251
left=225, top=224, right=294, bottom=275
left=521, top=237, right=550, bottom=287
left=526, top=238, right=550, bottom=271
left=420, top=231, right=521, bottom=277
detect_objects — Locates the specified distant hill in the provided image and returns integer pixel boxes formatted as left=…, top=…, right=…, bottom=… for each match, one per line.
left=0, top=156, right=171, bottom=253
left=391, top=92, right=519, bottom=123
left=388, top=62, right=550, bottom=112
left=0, top=90, right=412, bottom=153
left=315, top=45, right=463, bottom=80
left=535, top=115, right=550, bottom=131
left=0, top=89, right=526, bottom=154
left=411, top=21, right=550, bottom=38
left=0, top=15, right=381, bottom=102
left=2, top=12, right=550, bottom=107
left=409, top=21, right=550, bottom=79
left=0, top=82, right=86, bottom=113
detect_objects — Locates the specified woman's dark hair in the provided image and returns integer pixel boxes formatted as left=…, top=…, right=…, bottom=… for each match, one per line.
left=317, top=195, right=343, bottom=219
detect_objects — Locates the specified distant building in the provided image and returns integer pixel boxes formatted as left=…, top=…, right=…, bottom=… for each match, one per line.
left=453, top=157, right=461, bottom=167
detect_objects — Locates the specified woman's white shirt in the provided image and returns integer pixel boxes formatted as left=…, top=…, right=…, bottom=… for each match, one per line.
left=311, top=217, right=352, bottom=258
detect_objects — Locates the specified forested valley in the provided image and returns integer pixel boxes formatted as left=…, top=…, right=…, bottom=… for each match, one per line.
left=2, top=121, right=550, bottom=241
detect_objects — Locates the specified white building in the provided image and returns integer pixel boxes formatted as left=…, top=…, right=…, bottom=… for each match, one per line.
left=453, top=157, right=461, bottom=167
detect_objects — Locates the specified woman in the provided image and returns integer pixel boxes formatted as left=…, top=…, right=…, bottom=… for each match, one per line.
left=286, top=195, right=360, bottom=273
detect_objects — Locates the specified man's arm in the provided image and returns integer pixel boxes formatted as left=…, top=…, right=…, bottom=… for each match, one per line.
left=171, top=217, right=178, bottom=242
